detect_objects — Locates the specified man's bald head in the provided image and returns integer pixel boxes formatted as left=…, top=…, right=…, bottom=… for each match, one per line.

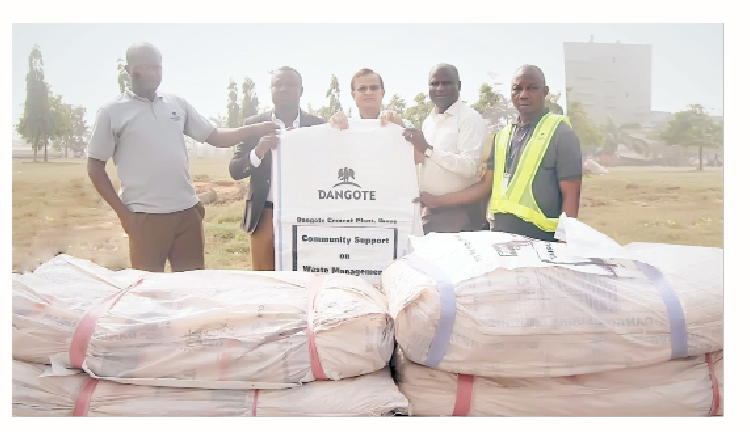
left=428, top=63, right=461, bottom=113
left=511, top=64, right=549, bottom=121
left=124, top=42, right=163, bottom=98
left=514, top=64, right=546, bottom=86
left=125, top=42, right=162, bottom=65
left=429, top=63, right=460, bottom=83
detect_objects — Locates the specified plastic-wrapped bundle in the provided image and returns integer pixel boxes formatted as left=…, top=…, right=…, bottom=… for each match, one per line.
left=382, top=237, right=723, bottom=377
left=13, top=255, right=394, bottom=388
left=393, top=348, right=723, bottom=416
left=12, top=254, right=145, bottom=364
left=12, top=361, right=409, bottom=417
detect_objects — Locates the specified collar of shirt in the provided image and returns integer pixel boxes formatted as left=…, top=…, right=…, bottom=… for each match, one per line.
left=125, top=88, right=163, bottom=103
left=429, top=100, right=463, bottom=120
left=271, top=108, right=301, bottom=129
left=513, top=107, right=550, bottom=129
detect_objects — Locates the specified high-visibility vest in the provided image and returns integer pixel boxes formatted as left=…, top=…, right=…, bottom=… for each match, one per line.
left=488, top=113, right=570, bottom=233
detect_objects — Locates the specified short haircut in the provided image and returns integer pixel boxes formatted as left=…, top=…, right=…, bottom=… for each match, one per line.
left=515, top=64, right=546, bottom=86
left=429, top=63, right=460, bottom=82
left=125, top=42, right=161, bottom=64
left=125, top=42, right=162, bottom=64
left=351, top=68, right=384, bottom=91
left=274, top=66, right=303, bottom=84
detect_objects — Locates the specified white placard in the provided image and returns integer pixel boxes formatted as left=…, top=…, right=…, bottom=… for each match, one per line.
left=273, top=120, right=422, bottom=284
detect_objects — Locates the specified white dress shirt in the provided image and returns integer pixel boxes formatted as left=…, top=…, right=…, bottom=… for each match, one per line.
left=249, top=109, right=301, bottom=203
left=419, top=100, right=487, bottom=195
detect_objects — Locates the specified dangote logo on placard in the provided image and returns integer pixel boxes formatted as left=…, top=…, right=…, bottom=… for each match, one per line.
left=319, top=166, right=377, bottom=200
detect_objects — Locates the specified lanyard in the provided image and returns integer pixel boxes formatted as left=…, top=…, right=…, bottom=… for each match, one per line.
left=506, top=125, right=531, bottom=173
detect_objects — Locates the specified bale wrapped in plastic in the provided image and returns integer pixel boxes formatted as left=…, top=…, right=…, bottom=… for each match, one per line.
left=13, top=255, right=394, bottom=388
left=382, top=228, right=723, bottom=377
left=393, top=347, right=722, bottom=416
left=12, top=361, right=409, bottom=417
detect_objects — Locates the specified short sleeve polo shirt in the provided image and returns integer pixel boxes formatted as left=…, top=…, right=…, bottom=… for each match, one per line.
left=88, top=89, right=216, bottom=213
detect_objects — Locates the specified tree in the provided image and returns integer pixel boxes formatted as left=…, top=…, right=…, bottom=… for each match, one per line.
left=240, top=78, right=260, bottom=122
left=659, top=104, right=722, bottom=170
left=49, top=93, right=73, bottom=157
left=226, top=79, right=241, bottom=128
left=16, top=45, right=55, bottom=162
left=567, top=100, right=604, bottom=155
left=67, top=105, right=90, bottom=156
left=117, top=57, right=131, bottom=93
left=475, top=73, right=515, bottom=133
left=404, top=93, right=434, bottom=130
left=314, top=75, right=343, bottom=122
left=209, top=114, right=227, bottom=128
left=386, top=94, right=407, bottom=116
left=600, top=116, right=647, bottom=156
left=545, top=91, right=564, bottom=115
left=305, top=103, right=320, bottom=119
left=471, top=83, right=500, bottom=115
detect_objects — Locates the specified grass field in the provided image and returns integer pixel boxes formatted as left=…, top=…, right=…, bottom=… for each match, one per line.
left=11, top=158, right=723, bottom=273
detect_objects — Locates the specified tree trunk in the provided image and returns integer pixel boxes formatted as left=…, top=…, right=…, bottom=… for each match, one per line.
left=64, top=141, right=68, bottom=158
left=33, top=140, right=37, bottom=163
left=44, top=141, right=48, bottom=163
left=699, top=145, right=703, bottom=171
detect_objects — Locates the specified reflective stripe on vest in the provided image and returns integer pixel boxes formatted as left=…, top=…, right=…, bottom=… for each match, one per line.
left=489, top=113, right=570, bottom=233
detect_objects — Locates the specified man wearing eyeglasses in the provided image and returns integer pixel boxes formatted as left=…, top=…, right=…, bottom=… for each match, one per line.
left=329, top=68, right=413, bottom=129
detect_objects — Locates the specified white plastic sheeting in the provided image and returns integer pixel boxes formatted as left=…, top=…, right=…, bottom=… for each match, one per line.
left=13, top=255, right=394, bottom=388
left=383, top=228, right=723, bottom=377
left=13, top=361, right=409, bottom=417
left=394, top=348, right=723, bottom=416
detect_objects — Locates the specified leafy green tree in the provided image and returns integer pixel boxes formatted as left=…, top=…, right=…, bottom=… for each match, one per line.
left=315, top=75, right=343, bottom=122
left=471, top=83, right=500, bottom=115
left=545, top=91, right=564, bottom=115
left=240, top=78, right=260, bottom=121
left=404, top=93, right=434, bottom=130
left=117, top=57, right=131, bottom=93
left=659, top=104, right=723, bottom=170
left=49, top=93, right=73, bottom=157
left=16, top=45, right=55, bottom=162
left=209, top=114, right=226, bottom=128
left=567, top=100, right=604, bottom=155
left=226, top=79, right=241, bottom=128
left=386, top=94, right=407, bottom=116
left=600, top=116, right=647, bottom=155
left=68, top=105, right=90, bottom=155
left=475, top=74, right=515, bottom=133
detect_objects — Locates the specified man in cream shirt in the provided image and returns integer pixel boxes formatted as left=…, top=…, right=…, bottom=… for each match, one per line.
left=405, top=63, right=488, bottom=233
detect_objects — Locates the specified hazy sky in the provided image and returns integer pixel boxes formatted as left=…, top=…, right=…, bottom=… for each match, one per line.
left=12, top=23, right=723, bottom=135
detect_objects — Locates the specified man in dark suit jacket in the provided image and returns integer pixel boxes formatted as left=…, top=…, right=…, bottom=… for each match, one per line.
left=229, top=66, right=325, bottom=271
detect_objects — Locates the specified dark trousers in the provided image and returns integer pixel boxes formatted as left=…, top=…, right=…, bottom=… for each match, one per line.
left=422, top=201, right=486, bottom=234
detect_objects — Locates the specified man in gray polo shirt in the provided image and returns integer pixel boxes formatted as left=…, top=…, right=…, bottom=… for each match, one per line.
left=87, top=42, right=277, bottom=272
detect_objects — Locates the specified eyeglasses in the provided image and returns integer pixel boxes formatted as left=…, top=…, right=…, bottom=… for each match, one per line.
left=355, top=85, right=382, bottom=93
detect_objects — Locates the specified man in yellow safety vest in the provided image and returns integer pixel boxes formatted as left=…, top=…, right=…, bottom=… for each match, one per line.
left=413, top=65, right=582, bottom=241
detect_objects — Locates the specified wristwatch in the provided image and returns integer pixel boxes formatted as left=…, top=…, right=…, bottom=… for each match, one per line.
left=424, top=145, right=433, bottom=158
